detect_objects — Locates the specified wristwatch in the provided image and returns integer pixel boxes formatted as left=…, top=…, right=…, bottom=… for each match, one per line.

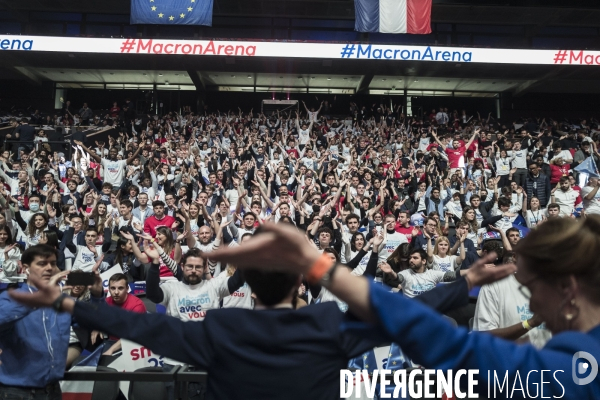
left=319, top=262, right=339, bottom=287
left=51, top=293, right=69, bottom=313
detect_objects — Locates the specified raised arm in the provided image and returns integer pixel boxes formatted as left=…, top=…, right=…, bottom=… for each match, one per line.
left=73, top=140, right=101, bottom=163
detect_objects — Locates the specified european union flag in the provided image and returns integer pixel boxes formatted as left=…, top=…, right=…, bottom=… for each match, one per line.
left=131, top=0, right=213, bottom=26
left=574, top=156, right=600, bottom=178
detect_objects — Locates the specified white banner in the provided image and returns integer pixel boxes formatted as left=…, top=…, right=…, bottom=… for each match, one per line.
left=107, top=339, right=167, bottom=399
left=100, top=264, right=129, bottom=294
left=1, top=35, right=599, bottom=66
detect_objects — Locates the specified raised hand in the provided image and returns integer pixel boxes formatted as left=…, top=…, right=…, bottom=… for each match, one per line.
left=378, top=262, right=394, bottom=274
left=9, top=270, right=70, bottom=309
left=143, top=241, right=160, bottom=260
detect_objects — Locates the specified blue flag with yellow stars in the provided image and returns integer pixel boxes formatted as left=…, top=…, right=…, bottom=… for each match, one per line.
left=131, top=0, right=213, bottom=26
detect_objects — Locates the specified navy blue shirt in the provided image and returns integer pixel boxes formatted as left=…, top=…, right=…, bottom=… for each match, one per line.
left=448, top=236, right=477, bottom=256
left=71, top=278, right=470, bottom=400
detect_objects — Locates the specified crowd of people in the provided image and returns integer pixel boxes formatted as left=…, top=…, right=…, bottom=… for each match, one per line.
left=1, top=97, right=600, bottom=399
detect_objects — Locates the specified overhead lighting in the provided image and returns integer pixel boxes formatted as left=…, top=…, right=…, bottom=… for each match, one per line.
left=109, top=73, right=114, bottom=75
left=231, top=75, right=235, bottom=78
left=76, top=72, right=81, bottom=75
left=247, top=75, right=252, bottom=78
left=476, top=81, right=481, bottom=83
left=414, top=79, right=418, bottom=82
left=175, top=73, right=179, bottom=76
left=165, top=81, right=169, bottom=85
left=311, top=77, right=315, bottom=79
left=298, top=76, right=302, bottom=79
left=327, top=77, right=331, bottom=81
left=158, top=73, right=163, bottom=76
left=382, top=79, right=386, bottom=81
left=446, top=80, right=450, bottom=82
left=344, top=78, right=348, bottom=80
left=143, top=73, right=147, bottom=76
left=279, top=76, right=283, bottom=79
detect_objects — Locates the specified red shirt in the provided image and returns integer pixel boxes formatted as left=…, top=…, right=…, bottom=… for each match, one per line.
left=106, top=293, right=146, bottom=340
left=143, top=215, right=176, bottom=237
left=394, top=224, right=414, bottom=242
left=549, top=164, right=569, bottom=184
left=446, top=145, right=466, bottom=169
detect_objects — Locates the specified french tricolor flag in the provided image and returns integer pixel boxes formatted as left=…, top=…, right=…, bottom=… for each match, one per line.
left=60, top=347, right=103, bottom=400
left=354, top=0, right=432, bottom=34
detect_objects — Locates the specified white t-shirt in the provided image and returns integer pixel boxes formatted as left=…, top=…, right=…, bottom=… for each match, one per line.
left=118, top=215, right=142, bottom=232
left=298, top=129, right=311, bottom=145
left=218, top=271, right=253, bottom=309
left=473, top=275, right=552, bottom=349
left=314, top=287, right=348, bottom=312
left=398, top=269, right=447, bottom=298
left=160, top=277, right=230, bottom=321
left=378, top=231, right=408, bottom=262
left=581, top=185, right=600, bottom=215
left=101, top=158, right=127, bottom=186
left=72, top=245, right=103, bottom=272
left=349, top=250, right=371, bottom=276
left=554, top=188, right=578, bottom=216
left=525, top=209, right=545, bottom=228
left=428, top=255, right=460, bottom=273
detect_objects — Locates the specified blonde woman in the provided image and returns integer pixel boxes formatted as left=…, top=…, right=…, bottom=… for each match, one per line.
left=426, top=234, right=466, bottom=273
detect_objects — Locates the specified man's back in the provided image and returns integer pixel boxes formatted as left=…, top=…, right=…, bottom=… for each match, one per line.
left=16, top=124, right=35, bottom=142
left=73, top=301, right=379, bottom=400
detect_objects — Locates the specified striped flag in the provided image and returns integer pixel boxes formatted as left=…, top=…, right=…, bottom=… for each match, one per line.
left=60, top=346, right=103, bottom=400
left=354, top=0, right=432, bottom=34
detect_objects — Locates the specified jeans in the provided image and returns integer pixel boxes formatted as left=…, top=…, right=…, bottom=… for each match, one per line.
left=513, top=168, right=527, bottom=188
left=0, top=383, right=61, bottom=400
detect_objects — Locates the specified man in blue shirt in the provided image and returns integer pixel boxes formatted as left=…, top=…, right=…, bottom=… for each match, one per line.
left=0, top=245, right=71, bottom=400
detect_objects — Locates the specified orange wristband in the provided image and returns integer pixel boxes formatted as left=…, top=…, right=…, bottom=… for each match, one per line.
left=306, top=253, right=335, bottom=285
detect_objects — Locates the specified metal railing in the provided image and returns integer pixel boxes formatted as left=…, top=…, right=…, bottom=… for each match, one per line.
left=3, top=139, right=72, bottom=160
left=62, top=366, right=208, bottom=400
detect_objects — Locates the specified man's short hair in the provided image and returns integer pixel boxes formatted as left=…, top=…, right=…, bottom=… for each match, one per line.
left=559, top=176, right=570, bottom=184
left=317, top=227, right=333, bottom=238
left=345, top=213, right=360, bottom=224
left=498, top=197, right=511, bottom=208
left=506, top=227, right=520, bottom=237
left=101, top=182, right=114, bottom=190
left=409, top=248, right=427, bottom=261
left=152, top=200, right=165, bottom=208
left=120, top=199, right=133, bottom=209
left=243, top=269, right=299, bottom=307
left=181, top=248, right=204, bottom=267
left=21, top=244, right=57, bottom=266
left=244, top=212, right=257, bottom=221
left=547, top=203, right=560, bottom=210
left=482, top=240, right=503, bottom=258
left=86, top=227, right=98, bottom=235
left=108, top=273, right=128, bottom=284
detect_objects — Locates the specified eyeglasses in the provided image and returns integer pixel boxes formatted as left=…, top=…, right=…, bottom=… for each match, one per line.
left=517, top=275, right=542, bottom=299
left=184, top=265, right=204, bottom=271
